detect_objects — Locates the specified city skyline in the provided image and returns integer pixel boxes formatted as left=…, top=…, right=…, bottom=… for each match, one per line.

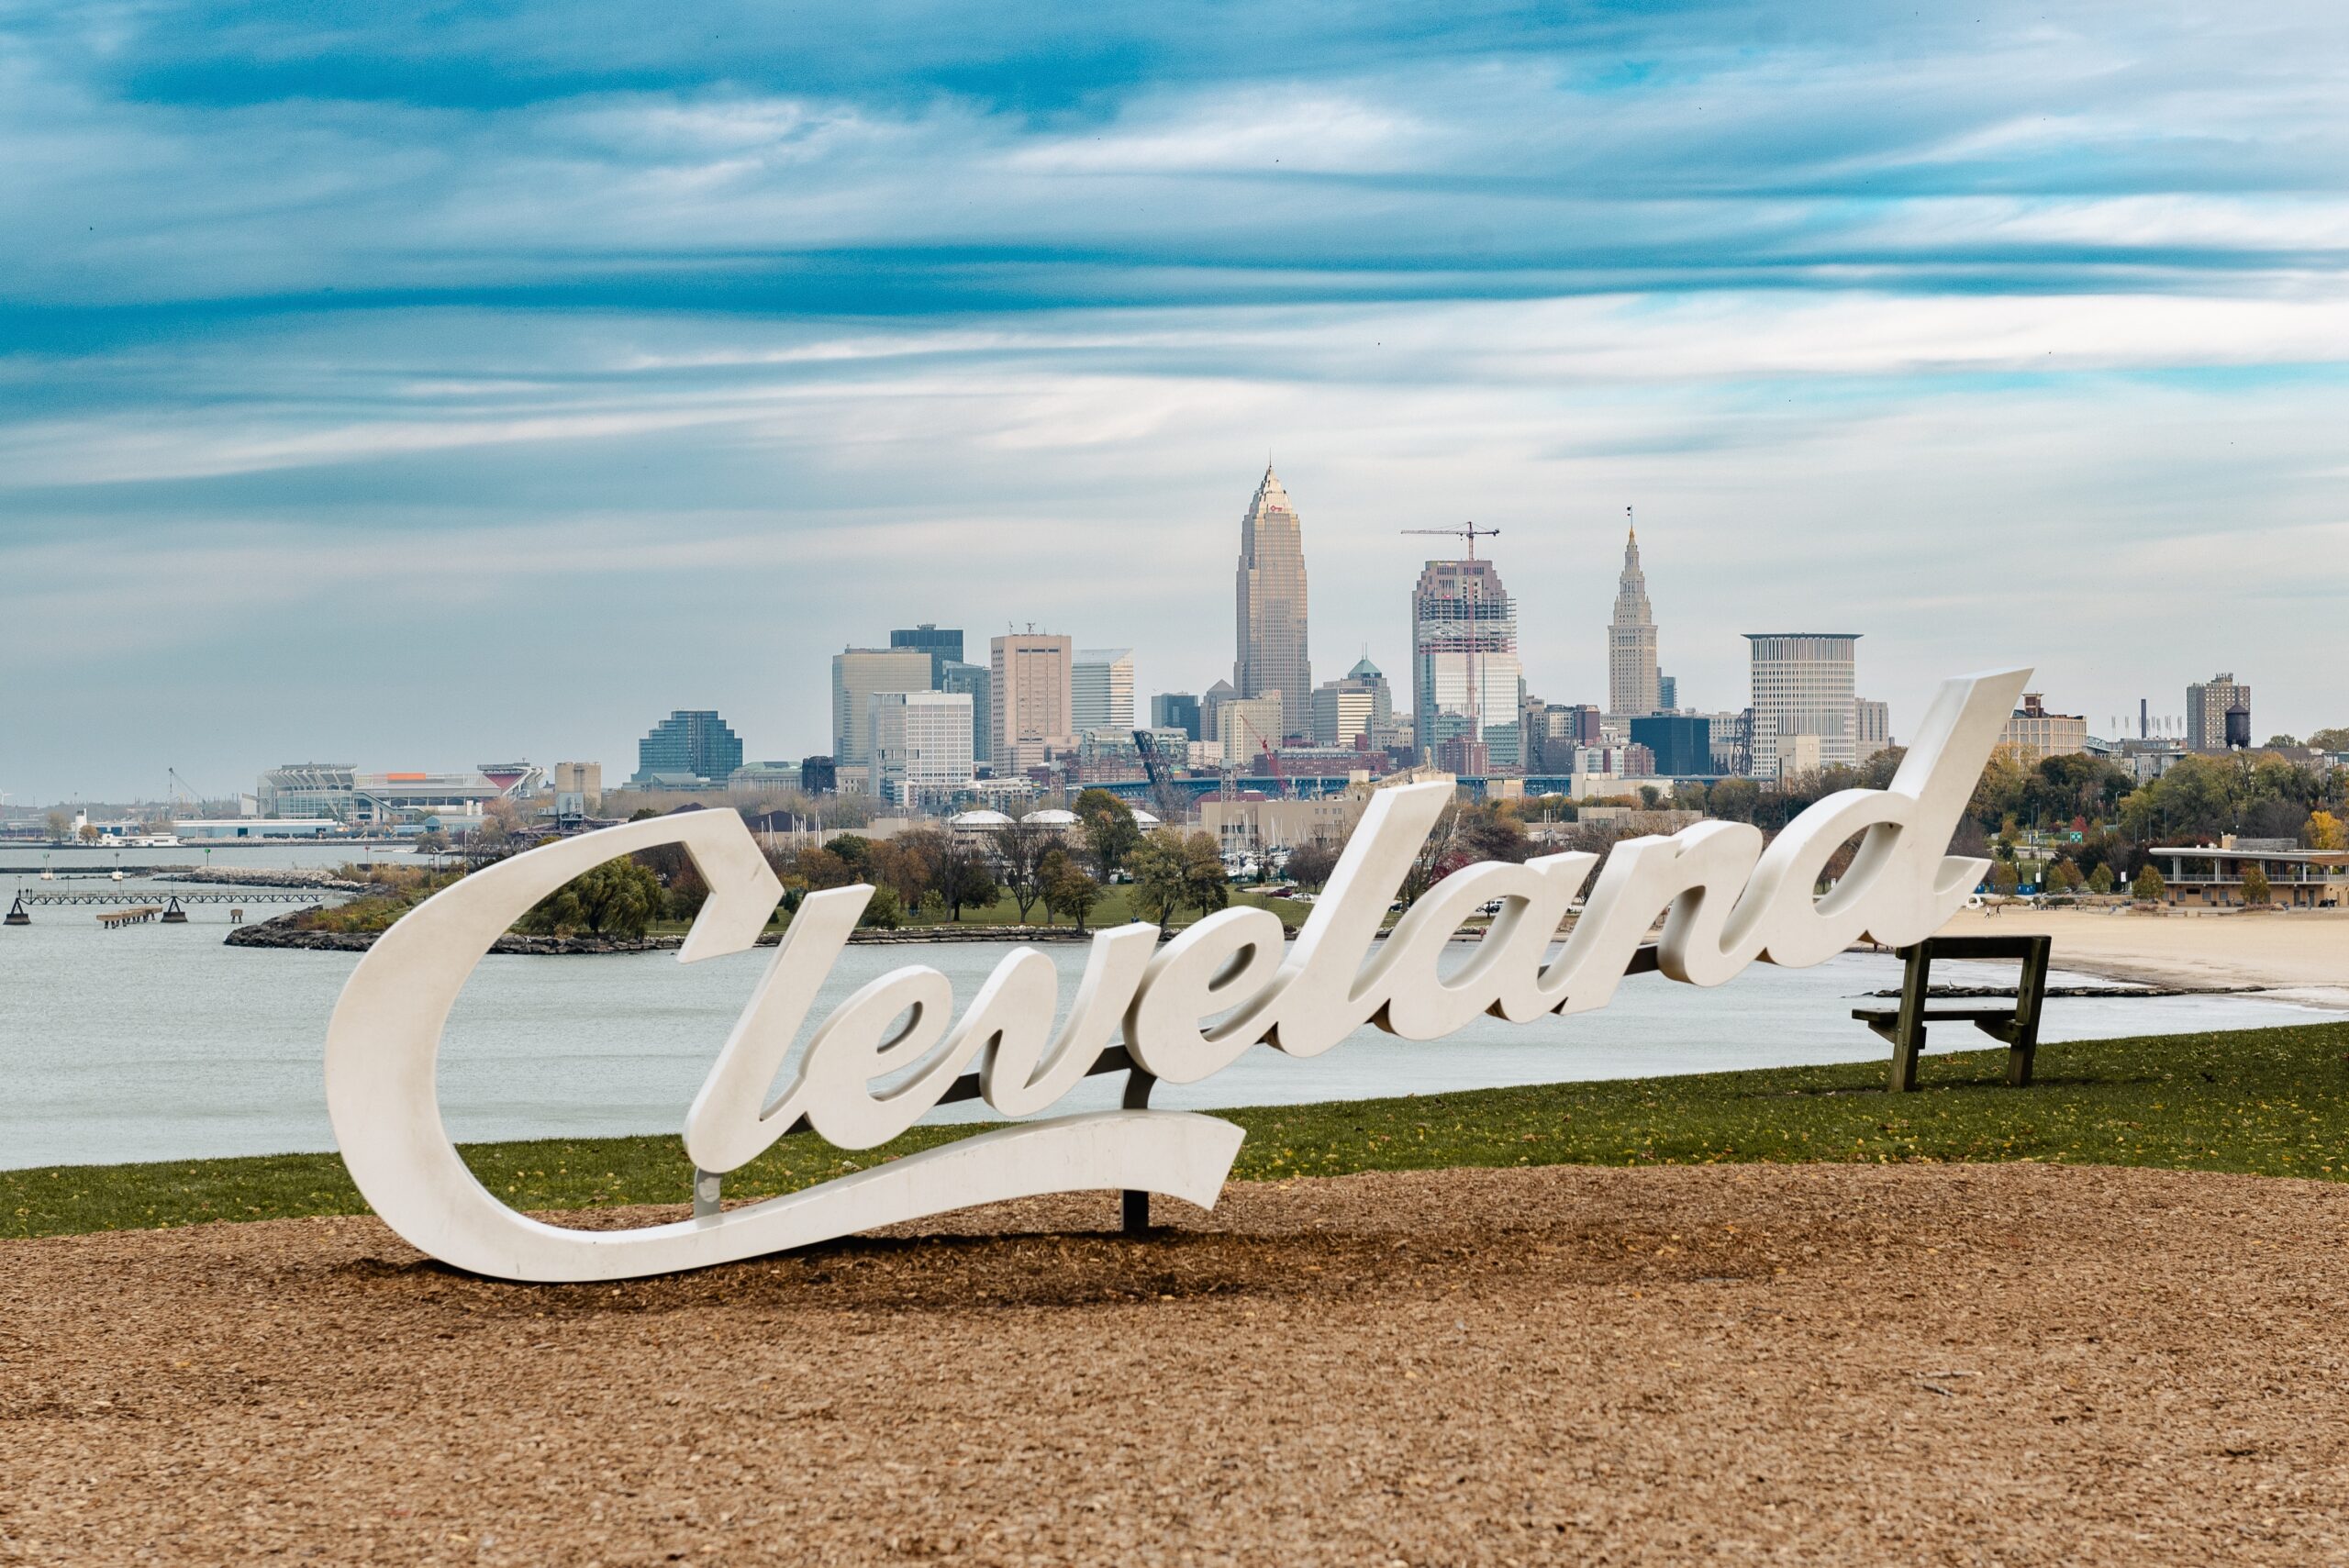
left=1, top=496, right=2314, bottom=799
left=6, top=4, right=2348, bottom=797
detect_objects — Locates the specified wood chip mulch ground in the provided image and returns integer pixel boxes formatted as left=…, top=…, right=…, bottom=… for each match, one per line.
left=3, top=1160, right=2345, bottom=1565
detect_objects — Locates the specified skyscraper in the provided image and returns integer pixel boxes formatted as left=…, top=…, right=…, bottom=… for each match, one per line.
left=1312, top=655, right=1395, bottom=749
left=632, top=710, right=744, bottom=784
left=1745, top=634, right=1859, bottom=778
left=1073, top=648, right=1136, bottom=734
left=888, top=624, right=964, bottom=683
left=1411, top=558, right=1524, bottom=773
left=868, top=690, right=975, bottom=805
left=831, top=647, right=935, bottom=767
left=940, top=660, right=991, bottom=766
left=1151, top=692, right=1202, bottom=741
left=1855, top=697, right=1893, bottom=762
left=1609, top=517, right=1661, bottom=717
left=2186, top=673, right=2250, bottom=752
left=1234, top=466, right=1311, bottom=741
left=990, top=631, right=1074, bottom=773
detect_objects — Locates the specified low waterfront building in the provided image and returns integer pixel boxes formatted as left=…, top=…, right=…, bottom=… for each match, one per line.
left=172, top=817, right=342, bottom=840
left=1198, top=795, right=1362, bottom=856
left=727, top=760, right=800, bottom=792
left=2146, top=838, right=2349, bottom=908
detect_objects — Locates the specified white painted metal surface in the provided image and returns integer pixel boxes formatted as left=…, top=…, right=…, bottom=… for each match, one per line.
left=326, top=668, right=2028, bottom=1282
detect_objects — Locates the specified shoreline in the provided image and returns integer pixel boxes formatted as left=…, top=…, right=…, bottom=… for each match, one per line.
left=1932, top=906, right=2349, bottom=1011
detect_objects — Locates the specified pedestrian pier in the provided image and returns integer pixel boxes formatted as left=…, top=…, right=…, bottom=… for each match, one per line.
left=96, top=905, right=169, bottom=929
left=20, top=890, right=328, bottom=906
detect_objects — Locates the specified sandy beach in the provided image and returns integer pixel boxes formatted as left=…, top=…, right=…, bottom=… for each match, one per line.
left=1933, top=906, right=2349, bottom=1007
left=5, top=1162, right=2346, bottom=1564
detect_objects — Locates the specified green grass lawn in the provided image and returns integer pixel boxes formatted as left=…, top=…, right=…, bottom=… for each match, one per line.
left=9, top=1021, right=2347, bottom=1240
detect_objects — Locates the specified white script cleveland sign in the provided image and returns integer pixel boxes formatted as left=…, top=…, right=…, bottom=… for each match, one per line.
left=325, top=667, right=2028, bottom=1281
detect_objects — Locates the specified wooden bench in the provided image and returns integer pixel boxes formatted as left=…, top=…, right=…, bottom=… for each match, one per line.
left=1853, top=934, right=2053, bottom=1093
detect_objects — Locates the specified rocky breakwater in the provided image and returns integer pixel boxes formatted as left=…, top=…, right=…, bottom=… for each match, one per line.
left=162, top=867, right=378, bottom=894
left=226, top=910, right=685, bottom=954
left=226, top=915, right=1117, bottom=953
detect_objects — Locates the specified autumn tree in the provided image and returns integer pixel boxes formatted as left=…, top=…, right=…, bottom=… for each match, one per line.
left=989, top=821, right=1056, bottom=925
left=2306, top=811, right=2346, bottom=851
left=2238, top=863, right=2271, bottom=906
left=1179, top=830, right=1231, bottom=919
left=1130, top=828, right=1230, bottom=924
left=1284, top=840, right=1341, bottom=891
left=2132, top=863, right=2165, bottom=901
left=933, top=834, right=999, bottom=920
left=1706, top=778, right=1760, bottom=824
left=2087, top=862, right=2114, bottom=895
left=1129, top=828, right=1190, bottom=925
left=1074, top=788, right=1141, bottom=881
left=1041, top=850, right=1102, bottom=932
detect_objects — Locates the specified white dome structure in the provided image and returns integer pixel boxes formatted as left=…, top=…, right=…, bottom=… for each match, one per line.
left=1021, top=808, right=1079, bottom=827
left=950, top=808, right=1015, bottom=829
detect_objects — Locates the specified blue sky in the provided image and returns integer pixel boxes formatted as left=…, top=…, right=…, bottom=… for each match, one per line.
left=4, top=1, right=2346, bottom=801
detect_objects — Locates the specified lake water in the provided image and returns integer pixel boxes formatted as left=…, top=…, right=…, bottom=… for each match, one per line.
left=2, top=856, right=2333, bottom=1171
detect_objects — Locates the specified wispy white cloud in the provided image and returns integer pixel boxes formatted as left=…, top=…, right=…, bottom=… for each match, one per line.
left=2, top=0, right=2347, bottom=795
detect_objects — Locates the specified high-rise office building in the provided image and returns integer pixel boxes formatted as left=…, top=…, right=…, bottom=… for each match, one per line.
left=1745, top=634, right=1859, bottom=778
left=941, top=660, right=992, bottom=766
left=1657, top=673, right=1677, bottom=711
left=1609, top=521, right=1661, bottom=717
left=1219, top=694, right=1285, bottom=767
left=991, top=631, right=1074, bottom=773
left=1234, top=466, right=1311, bottom=741
left=1311, top=656, right=1394, bottom=749
left=1411, top=558, right=1524, bottom=772
left=1073, top=648, right=1135, bottom=735
left=2187, top=673, right=2251, bottom=752
left=831, top=648, right=934, bottom=767
left=1629, top=715, right=1713, bottom=778
left=1201, top=679, right=1238, bottom=742
left=889, top=624, right=964, bottom=683
left=1152, top=692, right=1202, bottom=741
left=868, top=690, right=975, bottom=805
left=633, top=710, right=744, bottom=784
left=1855, top=697, right=1893, bottom=762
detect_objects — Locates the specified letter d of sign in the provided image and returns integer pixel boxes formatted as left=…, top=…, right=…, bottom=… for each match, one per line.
left=326, top=667, right=2031, bottom=1283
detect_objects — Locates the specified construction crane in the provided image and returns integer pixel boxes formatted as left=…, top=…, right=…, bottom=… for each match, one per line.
left=1258, top=738, right=1293, bottom=800
left=1401, top=521, right=1501, bottom=770
left=1130, top=729, right=1192, bottom=825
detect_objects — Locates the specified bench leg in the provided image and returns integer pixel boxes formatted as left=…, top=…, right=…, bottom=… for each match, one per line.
left=1887, top=943, right=1930, bottom=1093
left=2007, top=938, right=2051, bottom=1087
